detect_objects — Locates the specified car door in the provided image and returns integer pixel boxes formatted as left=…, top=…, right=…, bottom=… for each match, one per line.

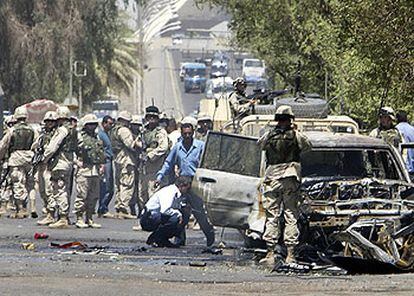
left=192, top=131, right=265, bottom=230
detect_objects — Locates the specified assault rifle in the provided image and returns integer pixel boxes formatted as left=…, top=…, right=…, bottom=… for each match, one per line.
left=247, top=88, right=290, bottom=105
left=28, top=128, right=46, bottom=177
left=138, top=126, right=148, bottom=175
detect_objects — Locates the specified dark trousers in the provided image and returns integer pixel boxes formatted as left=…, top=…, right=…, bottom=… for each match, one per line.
left=98, top=161, right=114, bottom=214
left=140, top=209, right=184, bottom=243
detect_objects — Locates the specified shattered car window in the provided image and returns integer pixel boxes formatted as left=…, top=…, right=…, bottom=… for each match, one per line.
left=201, top=132, right=261, bottom=177
left=302, top=149, right=400, bottom=180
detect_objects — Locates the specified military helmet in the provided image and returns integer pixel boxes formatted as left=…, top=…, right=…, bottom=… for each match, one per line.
left=274, top=105, right=295, bottom=121
left=43, top=111, right=57, bottom=122
left=131, top=114, right=143, bottom=125
left=379, top=106, right=396, bottom=121
left=4, top=115, right=17, bottom=125
left=233, top=77, right=246, bottom=87
left=14, top=106, right=28, bottom=119
left=181, top=116, right=197, bottom=129
left=197, top=113, right=212, bottom=122
left=82, top=113, right=99, bottom=126
left=145, top=105, right=160, bottom=117
left=117, top=110, right=132, bottom=122
left=57, top=106, right=71, bottom=119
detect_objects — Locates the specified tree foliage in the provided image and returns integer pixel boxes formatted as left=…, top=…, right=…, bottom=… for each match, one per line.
left=0, top=0, right=138, bottom=110
left=198, top=0, right=414, bottom=126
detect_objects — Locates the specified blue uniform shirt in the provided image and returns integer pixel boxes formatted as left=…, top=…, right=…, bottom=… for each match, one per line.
left=156, top=138, right=204, bottom=182
left=98, top=128, right=113, bottom=161
left=396, top=122, right=414, bottom=173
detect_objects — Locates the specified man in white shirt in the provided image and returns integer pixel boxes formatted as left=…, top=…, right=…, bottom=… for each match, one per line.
left=140, top=176, right=192, bottom=247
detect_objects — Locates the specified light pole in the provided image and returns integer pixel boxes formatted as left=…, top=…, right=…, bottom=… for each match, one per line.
left=73, top=61, right=87, bottom=116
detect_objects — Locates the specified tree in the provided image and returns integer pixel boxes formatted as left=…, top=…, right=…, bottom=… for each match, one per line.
left=198, top=0, right=414, bottom=126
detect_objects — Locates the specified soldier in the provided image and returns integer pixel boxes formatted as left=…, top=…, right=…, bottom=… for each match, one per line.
left=138, top=106, right=169, bottom=212
left=42, top=106, right=77, bottom=228
left=34, top=111, right=57, bottom=224
left=0, top=115, right=17, bottom=216
left=110, top=111, right=137, bottom=219
left=73, top=114, right=105, bottom=228
left=369, top=107, right=403, bottom=149
left=228, top=77, right=255, bottom=118
left=195, top=114, right=213, bottom=142
left=0, top=106, right=35, bottom=219
left=258, top=105, right=312, bottom=270
left=129, top=114, right=144, bottom=216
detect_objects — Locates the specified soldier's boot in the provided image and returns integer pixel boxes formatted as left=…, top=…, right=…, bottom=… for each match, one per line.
left=87, top=219, right=101, bottom=229
left=37, top=212, right=55, bottom=226
left=259, top=250, right=275, bottom=267
left=285, top=246, right=296, bottom=264
left=75, top=213, right=89, bottom=229
left=30, top=199, right=38, bottom=218
left=0, top=202, right=7, bottom=216
left=117, top=210, right=136, bottom=220
left=48, top=216, right=69, bottom=229
left=14, top=201, right=27, bottom=219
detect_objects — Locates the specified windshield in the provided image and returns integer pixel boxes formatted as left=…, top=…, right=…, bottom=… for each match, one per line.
left=211, top=65, right=227, bottom=72
left=201, top=132, right=261, bottom=177
left=302, top=149, right=401, bottom=180
left=186, top=68, right=206, bottom=77
left=92, top=100, right=119, bottom=111
left=245, top=60, right=263, bottom=67
left=212, top=83, right=232, bottom=93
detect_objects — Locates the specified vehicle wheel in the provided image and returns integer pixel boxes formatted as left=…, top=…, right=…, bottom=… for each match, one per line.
left=275, top=96, right=329, bottom=118
left=184, top=87, right=189, bottom=93
left=200, top=87, right=206, bottom=93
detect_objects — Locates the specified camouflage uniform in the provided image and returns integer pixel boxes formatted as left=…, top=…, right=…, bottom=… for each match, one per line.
left=0, top=107, right=35, bottom=218
left=43, top=107, right=77, bottom=227
left=140, top=126, right=169, bottom=210
left=110, top=113, right=136, bottom=217
left=369, top=127, right=403, bottom=149
left=228, top=91, right=251, bottom=117
left=74, top=114, right=105, bottom=228
left=258, top=114, right=311, bottom=264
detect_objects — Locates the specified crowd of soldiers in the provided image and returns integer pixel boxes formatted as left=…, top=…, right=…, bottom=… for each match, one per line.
left=0, top=104, right=215, bottom=247
left=2, top=85, right=414, bottom=270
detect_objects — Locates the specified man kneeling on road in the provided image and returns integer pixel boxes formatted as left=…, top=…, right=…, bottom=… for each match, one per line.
left=141, top=176, right=191, bottom=248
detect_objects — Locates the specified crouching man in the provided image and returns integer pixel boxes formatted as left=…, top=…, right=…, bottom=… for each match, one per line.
left=140, top=176, right=191, bottom=248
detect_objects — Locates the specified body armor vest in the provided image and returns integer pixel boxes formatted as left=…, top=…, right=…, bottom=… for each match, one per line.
left=144, top=127, right=160, bottom=149
left=377, top=128, right=401, bottom=148
left=109, top=123, right=124, bottom=155
left=80, top=131, right=105, bottom=165
left=61, top=123, right=77, bottom=160
left=10, top=122, right=35, bottom=152
left=264, top=128, right=300, bottom=165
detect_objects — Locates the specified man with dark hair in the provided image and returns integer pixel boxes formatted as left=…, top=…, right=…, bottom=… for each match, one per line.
left=140, top=176, right=192, bottom=247
left=156, top=116, right=215, bottom=247
left=396, top=110, right=414, bottom=178
left=97, top=115, right=115, bottom=218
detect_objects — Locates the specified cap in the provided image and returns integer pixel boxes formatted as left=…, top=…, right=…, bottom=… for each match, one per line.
left=181, top=116, right=197, bottom=129
left=379, top=106, right=396, bottom=121
left=117, top=111, right=132, bottom=122
left=197, top=113, right=212, bottom=122
left=57, top=106, right=71, bottom=119
left=145, top=105, right=160, bottom=117
left=81, top=113, right=99, bottom=126
left=274, top=105, right=294, bottom=120
left=43, top=111, right=57, bottom=122
left=14, top=106, right=28, bottom=119
left=131, top=115, right=143, bottom=125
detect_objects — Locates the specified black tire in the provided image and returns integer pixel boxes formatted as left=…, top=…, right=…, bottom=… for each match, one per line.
left=184, top=87, right=189, bottom=93
left=275, top=97, right=329, bottom=118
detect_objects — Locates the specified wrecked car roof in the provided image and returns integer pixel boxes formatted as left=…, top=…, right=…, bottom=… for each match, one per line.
left=305, top=132, right=389, bottom=149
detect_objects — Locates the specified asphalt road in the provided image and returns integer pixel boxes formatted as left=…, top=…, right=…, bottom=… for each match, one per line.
left=1, top=213, right=414, bottom=296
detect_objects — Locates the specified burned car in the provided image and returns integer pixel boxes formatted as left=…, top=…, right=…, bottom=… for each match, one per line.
left=192, top=131, right=414, bottom=273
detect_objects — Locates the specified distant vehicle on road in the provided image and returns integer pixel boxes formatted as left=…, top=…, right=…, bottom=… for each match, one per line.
left=205, top=77, right=233, bottom=100
left=179, top=62, right=191, bottom=82
left=92, top=98, right=119, bottom=119
left=183, top=63, right=207, bottom=93
left=242, top=58, right=266, bottom=85
left=210, top=60, right=228, bottom=78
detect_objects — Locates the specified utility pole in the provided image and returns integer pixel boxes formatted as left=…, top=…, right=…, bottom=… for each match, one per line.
left=69, top=47, right=73, bottom=101
left=74, top=61, right=87, bottom=117
left=0, top=83, right=4, bottom=139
